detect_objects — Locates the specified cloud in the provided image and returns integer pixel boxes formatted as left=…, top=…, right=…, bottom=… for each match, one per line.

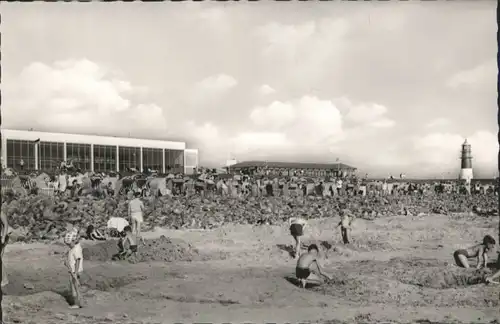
left=3, top=59, right=169, bottom=137
left=258, top=84, right=276, bottom=96
left=412, top=130, right=497, bottom=175
left=250, top=101, right=295, bottom=129
left=249, top=96, right=344, bottom=146
left=255, top=18, right=350, bottom=86
left=426, top=117, right=451, bottom=128
left=196, top=74, right=238, bottom=93
left=445, top=59, right=496, bottom=89
left=338, top=98, right=395, bottom=128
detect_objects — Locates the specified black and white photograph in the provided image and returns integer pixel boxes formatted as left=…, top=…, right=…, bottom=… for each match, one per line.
left=0, top=1, right=499, bottom=323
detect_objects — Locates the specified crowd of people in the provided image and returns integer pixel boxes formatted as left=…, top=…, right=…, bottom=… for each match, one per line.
left=1, top=163, right=499, bottom=309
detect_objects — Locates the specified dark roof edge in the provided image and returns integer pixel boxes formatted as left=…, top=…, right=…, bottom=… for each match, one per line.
left=230, top=160, right=356, bottom=170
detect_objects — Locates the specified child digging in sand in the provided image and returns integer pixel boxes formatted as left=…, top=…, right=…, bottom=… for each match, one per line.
left=295, top=244, right=331, bottom=288
left=64, top=225, right=83, bottom=309
left=113, top=226, right=138, bottom=261
left=453, top=235, right=496, bottom=269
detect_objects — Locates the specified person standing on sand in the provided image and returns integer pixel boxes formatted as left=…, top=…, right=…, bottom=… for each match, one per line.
left=1, top=210, right=11, bottom=288
left=289, top=215, right=308, bottom=259
left=336, top=210, right=353, bottom=244
left=128, top=191, right=145, bottom=244
left=64, top=226, right=83, bottom=309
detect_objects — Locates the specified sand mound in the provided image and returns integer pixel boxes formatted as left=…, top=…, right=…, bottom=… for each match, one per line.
left=83, top=236, right=203, bottom=263
left=137, top=235, right=202, bottom=262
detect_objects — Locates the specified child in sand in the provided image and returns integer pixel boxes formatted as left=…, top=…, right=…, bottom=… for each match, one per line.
left=128, top=191, right=145, bottom=244
left=336, top=210, right=353, bottom=244
left=453, top=235, right=496, bottom=269
left=289, top=215, right=308, bottom=259
left=64, top=225, right=83, bottom=309
left=114, top=226, right=138, bottom=260
left=295, top=244, right=331, bottom=288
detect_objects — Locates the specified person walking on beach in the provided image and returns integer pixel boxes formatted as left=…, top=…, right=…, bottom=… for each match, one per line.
left=64, top=225, right=83, bottom=309
left=129, top=191, right=145, bottom=244
left=289, top=215, right=308, bottom=259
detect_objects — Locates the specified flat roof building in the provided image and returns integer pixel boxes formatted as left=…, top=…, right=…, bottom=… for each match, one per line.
left=1, top=129, right=199, bottom=174
left=229, top=160, right=357, bottom=177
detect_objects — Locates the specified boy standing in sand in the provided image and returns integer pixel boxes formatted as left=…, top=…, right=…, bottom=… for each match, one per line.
left=64, top=225, right=83, bottom=309
left=128, top=191, right=145, bottom=244
left=295, top=244, right=331, bottom=288
left=289, top=215, right=308, bottom=259
left=453, top=235, right=496, bottom=269
left=336, top=210, right=353, bottom=245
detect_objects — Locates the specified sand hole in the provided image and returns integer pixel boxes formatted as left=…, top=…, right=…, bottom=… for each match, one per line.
left=386, top=257, right=488, bottom=289
left=82, top=274, right=149, bottom=291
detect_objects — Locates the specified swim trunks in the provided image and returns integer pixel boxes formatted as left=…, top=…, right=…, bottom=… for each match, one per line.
left=131, top=212, right=144, bottom=223
left=296, top=267, right=311, bottom=279
left=290, top=223, right=304, bottom=237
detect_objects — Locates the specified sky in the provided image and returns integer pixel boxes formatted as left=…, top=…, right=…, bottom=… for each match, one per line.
left=2, top=1, right=498, bottom=178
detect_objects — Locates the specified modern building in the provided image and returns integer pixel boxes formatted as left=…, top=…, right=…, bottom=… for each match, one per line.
left=1, top=129, right=199, bottom=174
left=229, top=160, right=357, bottom=177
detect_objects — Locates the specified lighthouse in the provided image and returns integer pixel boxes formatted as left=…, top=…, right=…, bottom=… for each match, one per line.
left=459, top=139, right=473, bottom=183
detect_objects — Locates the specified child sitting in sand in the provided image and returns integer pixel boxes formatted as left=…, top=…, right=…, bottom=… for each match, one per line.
left=453, top=235, right=496, bottom=269
left=295, top=244, right=331, bottom=289
left=113, top=226, right=138, bottom=260
left=64, top=225, right=83, bottom=309
left=289, top=215, right=308, bottom=259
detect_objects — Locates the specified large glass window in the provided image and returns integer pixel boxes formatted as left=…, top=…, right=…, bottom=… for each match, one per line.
left=6, top=139, right=36, bottom=170
left=39, top=141, right=64, bottom=170
left=118, top=146, right=141, bottom=172
left=165, top=149, right=184, bottom=173
left=143, top=147, right=163, bottom=172
left=94, top=145, right=116, bottom=172
left=66, top=143, right=91, bottom=171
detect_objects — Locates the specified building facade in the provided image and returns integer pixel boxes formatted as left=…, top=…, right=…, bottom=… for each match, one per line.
left=1, top=129, right=198, bottom=174
left=229, top=161, right=357, bottom=177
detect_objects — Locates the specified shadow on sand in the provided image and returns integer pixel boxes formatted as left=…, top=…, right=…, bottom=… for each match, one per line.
left=284, top=275, right=322, bottom=289
left=276, top=244, right=296, bottom=259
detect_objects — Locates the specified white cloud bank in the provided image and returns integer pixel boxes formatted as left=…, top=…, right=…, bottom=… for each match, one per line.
left=3, top=58, right=497, bottom=177
left=4, top=59, right=169, bottom=136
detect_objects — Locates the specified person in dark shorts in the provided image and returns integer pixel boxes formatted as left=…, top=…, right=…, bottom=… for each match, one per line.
left=453, top=235, right=496, bottom=269
left=289, top=216, right=307, bottom=259
left=295, top=244, right=331, bottom=289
